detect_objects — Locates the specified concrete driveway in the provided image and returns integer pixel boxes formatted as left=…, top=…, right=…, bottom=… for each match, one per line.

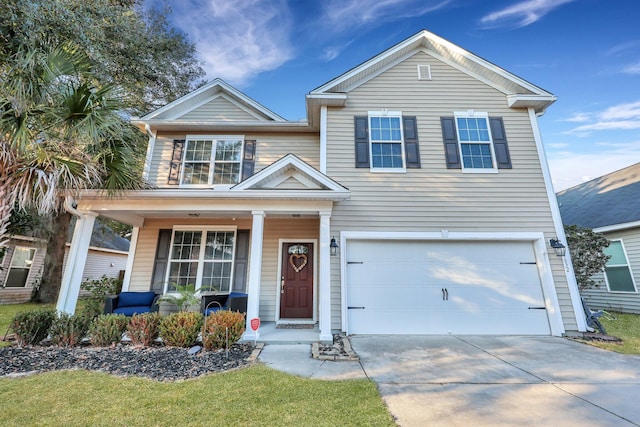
left=349, top=336, right=640, bottom=426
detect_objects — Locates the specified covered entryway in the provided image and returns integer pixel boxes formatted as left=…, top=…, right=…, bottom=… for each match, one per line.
left=345, top=239, right=552, bottom=335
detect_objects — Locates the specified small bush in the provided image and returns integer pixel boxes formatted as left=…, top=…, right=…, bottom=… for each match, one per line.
left=127, top=312, right=161, bottom=346
left=202, top=310, right=246, bottom=351
left=80, top=276, right=123, bottom=319
left=49, top=313, right=91, bottom=347
left=159, top=311, right=203, bottom=347
left=89, top=314, right=129, bottom=346
left=11, top=308, right=56, bottom=346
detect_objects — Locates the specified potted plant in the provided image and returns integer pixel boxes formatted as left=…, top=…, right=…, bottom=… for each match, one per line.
left=158, top=284, right=200, bottom=315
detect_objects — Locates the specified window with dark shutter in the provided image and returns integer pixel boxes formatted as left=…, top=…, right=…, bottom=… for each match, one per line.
left=354, top=114, right=421, bottom=170
left=441, top=117, right=461, bottom=169
left=489, top=117, right=512, bottom=169
left=150, top=229, right=172, bottom=293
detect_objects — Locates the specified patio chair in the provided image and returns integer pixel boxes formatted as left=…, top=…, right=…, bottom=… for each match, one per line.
left=104, top=291, right=160, bottom=316
left=202, top=292, right=248, bottom=316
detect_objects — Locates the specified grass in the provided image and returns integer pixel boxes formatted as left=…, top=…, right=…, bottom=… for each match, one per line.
left=581, top=312, right=640, bottom=354
left=0, top=303, right=395, bottom=426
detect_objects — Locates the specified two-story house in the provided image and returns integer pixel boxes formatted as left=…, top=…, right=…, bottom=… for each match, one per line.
left=57, top=30, right=587, bottom=340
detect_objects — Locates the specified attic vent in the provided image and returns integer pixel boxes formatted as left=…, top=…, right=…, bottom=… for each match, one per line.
left=417, top=65, right=431, bottom=80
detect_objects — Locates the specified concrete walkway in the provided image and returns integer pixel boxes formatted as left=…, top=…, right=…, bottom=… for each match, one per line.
left=259, top=335, right=640, bottom=426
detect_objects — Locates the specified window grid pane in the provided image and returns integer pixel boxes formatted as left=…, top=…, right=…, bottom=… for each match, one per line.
left=457, top=118, right=490, bottom=142
left=372, top=142, right=403, bottom=168
left=182, top=139, right=243, bottom=185
left=370, top=116, right=402, bottom=142
left=606, top=266, right=636, bottom=292
left=461, top=143, right=493, bottom=169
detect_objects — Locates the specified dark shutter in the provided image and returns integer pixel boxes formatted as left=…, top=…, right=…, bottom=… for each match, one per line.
left=441, top=117, right=461, bottom=169
left=402, top=116, right=421, bottom=168
left=168, top=139, right=185, bottom=184
left=489, top=117, right=512, bottom=169
left=354, top=116, right=370, bottom=168
left=241, top=140, right=256, bottom=181
left=150, top=229, right=172, bottom=293
left=232, top=230, right=250, bottom=292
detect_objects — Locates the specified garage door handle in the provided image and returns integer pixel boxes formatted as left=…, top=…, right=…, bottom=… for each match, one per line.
left=348, top=306, right=365, bottom=309
left=528, top=306, right=546, bottom=310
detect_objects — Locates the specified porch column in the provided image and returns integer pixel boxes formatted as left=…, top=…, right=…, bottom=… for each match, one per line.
left=56, top=212, right=98, bottom=314
left=120, top=226, right=139, bottom=292
left=244, top=210, right=265, bottom=340
left=318, top=211, right=332, bottom=342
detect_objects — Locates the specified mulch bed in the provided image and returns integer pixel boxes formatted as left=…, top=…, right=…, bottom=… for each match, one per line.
left=0, top=342, right=256, bottom=381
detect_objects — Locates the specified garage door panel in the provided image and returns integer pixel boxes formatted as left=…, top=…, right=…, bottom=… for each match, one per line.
left=346, top=240, right=551, bottom=335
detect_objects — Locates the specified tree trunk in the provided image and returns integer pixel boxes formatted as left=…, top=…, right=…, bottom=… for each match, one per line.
left=33, top=210, right=73, bottom=303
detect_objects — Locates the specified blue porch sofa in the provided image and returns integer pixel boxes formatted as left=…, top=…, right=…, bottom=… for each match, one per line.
left=104, top=291, right=160, bottom=316
left=201, top=292, right=248, bottom=316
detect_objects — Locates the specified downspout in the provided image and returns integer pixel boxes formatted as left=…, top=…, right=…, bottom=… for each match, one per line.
left=142, top=124, right=156, bottom=181
left=64, top=195, right=82, bottom=218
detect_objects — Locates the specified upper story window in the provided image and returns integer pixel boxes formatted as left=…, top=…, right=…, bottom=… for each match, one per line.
left=454, top=112, right=496, bottom=171
left=604, top=240, right=637, bottom=293
left=181, top=137, right=243, bottom=185
left=369, top=111, right=405, bottom=172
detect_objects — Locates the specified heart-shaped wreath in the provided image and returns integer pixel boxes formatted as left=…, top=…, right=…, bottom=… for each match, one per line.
left=289, top=253, right=308, bottom=273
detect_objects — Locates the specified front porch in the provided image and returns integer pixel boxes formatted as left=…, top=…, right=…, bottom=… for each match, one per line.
left=248, top=322, right=320, bottom=344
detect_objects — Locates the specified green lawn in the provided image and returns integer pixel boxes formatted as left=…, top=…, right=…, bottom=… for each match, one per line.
left=581, top=312, right=640, bottom=354
left=0, top=302, right=54, bottom=347
left=0, top=303, right=395, bottom=426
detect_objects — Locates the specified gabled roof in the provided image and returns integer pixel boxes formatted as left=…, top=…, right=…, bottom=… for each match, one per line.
left=307, top=29, right=556, bottom=120
left=233, top=154, right=349, bottom=194
left=132, top=78, right=286, bottom=128
left=557, top=162, right=640, bottom=231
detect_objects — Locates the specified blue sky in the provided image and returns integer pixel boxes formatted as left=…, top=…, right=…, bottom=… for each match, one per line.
left=148, top=0, right=640, bottom=191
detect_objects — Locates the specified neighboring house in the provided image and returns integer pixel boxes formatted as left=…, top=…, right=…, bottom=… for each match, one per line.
left=59, top=30, right=587, bottom=339
left=557, top=162, right=640, bottom=313
left=0, top=222, right=129, bottom=304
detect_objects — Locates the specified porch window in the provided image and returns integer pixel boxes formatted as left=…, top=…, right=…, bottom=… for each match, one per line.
left=181, top=137, right=243, bottom=185
left=166, top=229, right=236, bottom=294
left=604, top=240, right=637, bottom=293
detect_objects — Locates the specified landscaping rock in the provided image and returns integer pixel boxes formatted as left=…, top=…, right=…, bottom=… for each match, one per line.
left=0, top=343, right=255, bottom=381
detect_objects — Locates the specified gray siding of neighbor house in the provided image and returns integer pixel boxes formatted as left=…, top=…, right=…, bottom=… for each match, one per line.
left=324, top=51, right=576, bottom=331
left=582, top=227, right=640, bottom=314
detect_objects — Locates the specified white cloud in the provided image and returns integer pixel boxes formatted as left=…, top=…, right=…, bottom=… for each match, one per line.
left=480, top=0, right=574, bottom=29
left=560, top=112, right=592, bottom=123
left=321, top=0, right=452, bottom=34
left=564, top=101, right=640, bottom=135
left=164, top=0, right=293, bottom=85
left=548, top=144, right=640, bottom=191
left=623, top=63, right=640, bottom=74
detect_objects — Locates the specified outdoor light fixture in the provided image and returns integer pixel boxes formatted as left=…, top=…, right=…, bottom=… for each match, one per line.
left=549, top=238, right=566, bottom=257
left=330, top=237, right=339, bottom=256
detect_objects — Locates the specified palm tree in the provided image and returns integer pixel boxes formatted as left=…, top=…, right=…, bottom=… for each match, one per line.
left=0, top=42, right=145, bottom=303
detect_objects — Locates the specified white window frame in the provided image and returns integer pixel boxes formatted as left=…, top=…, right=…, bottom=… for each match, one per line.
left=604, top=239, right=637, bottom=293
left=165, top=226, right=237, bottom=295
left=454, top=111, right=498, bottom=173
left=180, top=135, right=244, bottom=188
left=368, top=110, right=406, bottom=173
left=3, top=246, right=36, bottom=288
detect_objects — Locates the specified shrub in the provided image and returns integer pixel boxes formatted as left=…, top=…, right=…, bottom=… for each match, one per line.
left=11, top=308, right=56, bottom=346
left=159, top=311, right=203, bottom=347
left=80, top=276, right=123, bottom=319
left=127, top=312, right=161, bottom=346
left=202, top=310, right=246, bottom=351
left=89, top=314, right=129, bottom=346
left=49, top=313, right=91, bottom=347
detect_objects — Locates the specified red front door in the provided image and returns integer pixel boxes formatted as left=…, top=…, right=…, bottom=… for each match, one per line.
left=280, top=243, right=314, bottom=319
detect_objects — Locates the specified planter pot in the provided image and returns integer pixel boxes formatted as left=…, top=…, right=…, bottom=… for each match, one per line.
left=158, top=301, right=179, bottom=317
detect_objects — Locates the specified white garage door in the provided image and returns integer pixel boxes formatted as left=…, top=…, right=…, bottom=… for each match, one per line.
left=346, top=240, right=551, bottom=335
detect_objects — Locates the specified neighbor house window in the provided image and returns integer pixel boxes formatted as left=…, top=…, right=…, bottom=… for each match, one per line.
left=166, top=229, right=236, bottom=294
left=604, top=240, right=637, bottom=292
left=369, top=111, right=405, bottom=171
left=454, top=112, right=496, bottom=171
left=181, top=137, right=243, bottom=185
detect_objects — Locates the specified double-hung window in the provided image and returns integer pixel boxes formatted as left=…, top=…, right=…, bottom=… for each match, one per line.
left=166, top=228, right=236, bottom=294
left=454, top=112, right=496, bottom=171
left=604, top=240, right=637, bottom=292
left=182, top=137, right=243, bottom=186
left=369, top=111, right=405, bottom=171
